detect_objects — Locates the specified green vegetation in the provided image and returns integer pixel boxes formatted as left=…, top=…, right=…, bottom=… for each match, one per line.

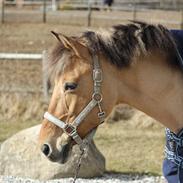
left=0, top=119, right=165, bottom=176
left=95, top=122, right=164, bottom=175
left=0, top=120, right=39, bottom=143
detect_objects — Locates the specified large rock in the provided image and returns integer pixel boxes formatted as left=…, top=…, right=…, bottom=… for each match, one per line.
left=107, top=104, right=135, bottom=123
left=0, top=125, right=105, bottom=180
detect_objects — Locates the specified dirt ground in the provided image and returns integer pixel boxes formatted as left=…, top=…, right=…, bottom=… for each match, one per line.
left=1, top=9, right=182, bottom=29
left=0, top=9, right=182, bottom=52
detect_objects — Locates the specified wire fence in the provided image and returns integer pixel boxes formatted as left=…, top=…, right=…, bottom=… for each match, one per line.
left=1, top=0, right=183, bottom=27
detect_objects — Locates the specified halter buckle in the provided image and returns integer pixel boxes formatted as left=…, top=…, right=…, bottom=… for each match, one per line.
left=64, top=124, right=84, bottom=147
left=64, top=124, right=76, bottom=136
left=98, top=111, right=105, bottom=118
left=93, top=69, right=102, bottom=82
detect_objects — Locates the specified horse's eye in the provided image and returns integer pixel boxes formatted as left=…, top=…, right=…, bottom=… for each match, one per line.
left=64, top=83, right=77, bottom=91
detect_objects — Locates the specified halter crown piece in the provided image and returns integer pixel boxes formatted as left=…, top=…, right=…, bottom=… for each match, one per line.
left=44, top=52, right=105, bottom=151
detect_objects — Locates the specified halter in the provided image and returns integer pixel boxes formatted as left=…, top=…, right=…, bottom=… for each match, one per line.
left=44, top=52, right=105, bottom=151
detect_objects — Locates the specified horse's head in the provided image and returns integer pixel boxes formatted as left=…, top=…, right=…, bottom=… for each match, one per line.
left=38, top=32, right=116, bottom=163
left=39, top=22, right=183, bottom=163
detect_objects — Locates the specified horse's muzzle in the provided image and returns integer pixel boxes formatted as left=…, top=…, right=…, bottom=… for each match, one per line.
left=58, top=142, right=72, bottom=164
left=41, top=140, right=73, bottom=164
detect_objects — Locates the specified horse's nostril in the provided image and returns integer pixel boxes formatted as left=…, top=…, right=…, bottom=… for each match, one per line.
left=41, top=144, right=51, bottom=156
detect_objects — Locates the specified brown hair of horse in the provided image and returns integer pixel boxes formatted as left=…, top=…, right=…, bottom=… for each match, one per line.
left=81, top=21, right=178, bottom=68
left=47, top=21, right=179, bottom=83
left=39, top=21, right=183, bottom=164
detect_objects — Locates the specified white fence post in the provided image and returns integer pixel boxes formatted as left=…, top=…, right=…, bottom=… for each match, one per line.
left=52, top=0, right=57, bottom=11
left=42, top=50, right=49, bottom=101
left=133, top=0, right=137, bottom=21
left=87, top=0, right=92, bottom=27
left=1, top=0, right=5, bottom=24
left=16, top=0, right=23, bottom=9
left=43, top=0, right=47, bottom=23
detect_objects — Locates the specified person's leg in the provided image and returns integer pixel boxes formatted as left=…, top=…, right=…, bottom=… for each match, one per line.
left=179, top=168, right=183, bottom=183
left=164, top=128, right=183, bottom=183
left=107, top=0, right=113, bottom=11
left=163, top=159, right=178, bottom=183
left=108, top=0, right=113, bottom=6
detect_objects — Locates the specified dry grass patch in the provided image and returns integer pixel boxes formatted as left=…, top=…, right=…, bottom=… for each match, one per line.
left=0, top=119, right=165, bottom=175
left=95, top=122, right=164, bottom=175
left=0, top=93, right=47, bottom=122
left=0, top=106, right=165, bottom=176
left=0, top=120, right=39, bottom=143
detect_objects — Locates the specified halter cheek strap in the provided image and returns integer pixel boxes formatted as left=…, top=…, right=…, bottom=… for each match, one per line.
left=44, top=53, right=105, bottom=151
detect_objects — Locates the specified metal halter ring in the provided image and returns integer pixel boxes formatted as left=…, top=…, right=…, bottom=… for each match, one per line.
left=92, top=93, right=103, bottom=102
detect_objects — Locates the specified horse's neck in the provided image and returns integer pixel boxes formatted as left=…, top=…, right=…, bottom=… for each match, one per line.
left=109, top=52, right=183, bottom=134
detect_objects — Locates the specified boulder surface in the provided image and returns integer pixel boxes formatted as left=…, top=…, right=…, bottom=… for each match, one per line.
left=0, top=125, right=105, bottom=180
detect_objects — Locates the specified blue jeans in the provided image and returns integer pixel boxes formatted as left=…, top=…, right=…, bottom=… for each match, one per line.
left=163, top=128, right=183, bottom=183
left=163, top=158, right=183, bottom=183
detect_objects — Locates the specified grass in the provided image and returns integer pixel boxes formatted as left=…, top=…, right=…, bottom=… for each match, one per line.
left=0, top=120, right=39, bottom=143
left=95, top=122, right=164, bottom=175
left=0, top=118, right=165, bottom=176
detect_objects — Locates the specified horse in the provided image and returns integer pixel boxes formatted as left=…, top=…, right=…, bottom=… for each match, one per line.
left=38, top=21, right=183, bottom=182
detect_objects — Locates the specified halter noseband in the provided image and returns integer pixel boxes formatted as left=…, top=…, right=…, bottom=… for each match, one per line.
left=44, top=53, right=105, bottom=150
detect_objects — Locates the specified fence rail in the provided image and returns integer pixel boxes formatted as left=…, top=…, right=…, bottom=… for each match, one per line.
left=1, top=0, right=183, bottom=24
left=2, top=0, right=183, bottom=10
left=0, top=53, right=42, bottom=60
left=4, top=1, right=51, bottom=6
left=61, top=0, right=183, bottom=10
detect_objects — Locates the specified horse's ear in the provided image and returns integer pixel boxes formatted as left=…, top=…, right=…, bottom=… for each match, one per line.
left=51, top=31, right=84, bottom=57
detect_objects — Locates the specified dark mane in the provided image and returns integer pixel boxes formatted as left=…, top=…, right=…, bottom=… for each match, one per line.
left=48, top=21, right=181, bottom=80
left=81, top=21, right=179, bottom=68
